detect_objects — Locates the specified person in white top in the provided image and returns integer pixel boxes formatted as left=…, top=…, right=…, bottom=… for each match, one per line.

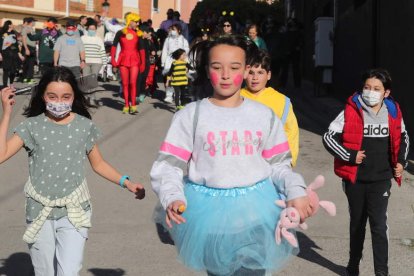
left=151, top=35, right=313, bottom=276
left=161, top=23, right=189, bottom=76
left=161, top=23, right=189, bottom=103
left=101, top=12, right=128, bottom=86
left=81, top=19, right=107, bottom=80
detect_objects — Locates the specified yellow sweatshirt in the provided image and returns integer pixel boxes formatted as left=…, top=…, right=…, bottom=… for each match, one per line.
left=241, top=87, right=299, bottom=166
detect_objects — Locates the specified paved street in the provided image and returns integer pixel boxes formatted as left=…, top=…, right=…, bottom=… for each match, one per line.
left=0, top=82, right=413, bottom=276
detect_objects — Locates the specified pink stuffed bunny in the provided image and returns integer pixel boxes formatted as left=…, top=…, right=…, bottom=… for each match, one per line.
left=275, top=175, right=336, bottom=248
left=307, top=175, right=336, bottom=217
left=275, top=200, right=304, bottom=247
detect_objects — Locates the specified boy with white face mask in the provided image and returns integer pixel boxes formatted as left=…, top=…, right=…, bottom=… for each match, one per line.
left=322, top=68, right=410, bottom=276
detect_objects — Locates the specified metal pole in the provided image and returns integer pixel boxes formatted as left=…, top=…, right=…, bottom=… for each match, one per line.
left=286, top=0, right=291, bottom=18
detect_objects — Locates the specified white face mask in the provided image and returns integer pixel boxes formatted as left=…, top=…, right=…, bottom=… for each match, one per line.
left=170, top=30, right=178, bottom=36
left=361, top=89, right=382, bottom=106
left=46, top=102, right=72, bottom=118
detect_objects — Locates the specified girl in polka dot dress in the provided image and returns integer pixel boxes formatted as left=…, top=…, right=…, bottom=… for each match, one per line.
left=0, top=67, right=145, bottom=275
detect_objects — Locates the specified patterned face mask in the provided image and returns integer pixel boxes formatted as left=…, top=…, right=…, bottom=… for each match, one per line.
left=45, top=101, right=72, bottom=118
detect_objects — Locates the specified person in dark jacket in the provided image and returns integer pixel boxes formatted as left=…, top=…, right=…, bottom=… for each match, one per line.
left=27, top=17, right=62, bottom=76
left=322, top=69, right=410, bottom=276
left=0, top=20, right=19, bottom=88
left=21, top=17, right=37, bottom=84
left=136, top=23, right=157, bottom=103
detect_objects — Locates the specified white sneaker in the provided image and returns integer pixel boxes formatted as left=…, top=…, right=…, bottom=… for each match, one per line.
left=164, top=96, right=173, bottom=103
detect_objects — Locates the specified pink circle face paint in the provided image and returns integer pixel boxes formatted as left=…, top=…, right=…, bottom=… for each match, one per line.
left=209, top=72, right=219, bottom=86
left=233, top=74, right=243, bottom=87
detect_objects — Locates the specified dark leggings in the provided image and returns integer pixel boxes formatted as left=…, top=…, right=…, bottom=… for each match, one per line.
left=137, top=65, right=149, bottom=96
left=2, top=70, right=15, bottom=87
left=173, top=85, right=191, bottom=107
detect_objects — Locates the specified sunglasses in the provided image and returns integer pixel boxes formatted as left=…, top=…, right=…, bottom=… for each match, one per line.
left=223, top=24, right=231, bottom=27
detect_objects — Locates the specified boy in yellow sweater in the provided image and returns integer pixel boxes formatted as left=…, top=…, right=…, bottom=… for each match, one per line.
left=241, top=50, right=299, bottom=166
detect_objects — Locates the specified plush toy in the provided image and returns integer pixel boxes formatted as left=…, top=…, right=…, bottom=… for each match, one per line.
left=306, top=175, right=336, bottom=217
left=275, top=175, right=336, bottom=248
left=275, top=200, right=304, bottom=247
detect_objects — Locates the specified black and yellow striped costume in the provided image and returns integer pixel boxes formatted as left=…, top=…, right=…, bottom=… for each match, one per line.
left=168, top=60, right=190, bottom=86
left=167, top=60, right=192, bottom=108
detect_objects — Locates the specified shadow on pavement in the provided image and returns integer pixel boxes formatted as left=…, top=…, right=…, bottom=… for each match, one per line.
left=0, top=252, right=34, bottom=276
left=99, top=97, right=125, bottom=111
left=152, top=88, right=166, bottom=101
left=101, top=83, right=120, bottom=94
left=151, top=102, right=176, bottom=114
left=296, top=232, right=346, bottom=275
left=88, top=268, right=125, bottom=275
left=155, top=222, right=175, bottom=245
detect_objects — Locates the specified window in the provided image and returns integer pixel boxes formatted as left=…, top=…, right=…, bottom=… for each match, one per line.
left=153, top=0, right=159, bottom=12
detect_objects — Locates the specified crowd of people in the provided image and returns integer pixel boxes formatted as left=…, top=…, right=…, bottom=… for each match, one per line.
left=0, top=9, right=306, bottom=111
left=0, top=7, right=410, bottom=276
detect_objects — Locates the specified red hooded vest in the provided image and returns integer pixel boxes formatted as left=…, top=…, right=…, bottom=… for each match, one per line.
left=334, top=93, right=402, bottom=185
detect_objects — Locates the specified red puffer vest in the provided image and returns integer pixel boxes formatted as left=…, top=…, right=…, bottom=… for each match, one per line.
left=334, top=93, right=402, bottom=185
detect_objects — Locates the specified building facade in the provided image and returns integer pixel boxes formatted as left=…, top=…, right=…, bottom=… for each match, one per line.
left=292, top=0, right=414, bottom=150
left=0, top=0, right=198, bottom=29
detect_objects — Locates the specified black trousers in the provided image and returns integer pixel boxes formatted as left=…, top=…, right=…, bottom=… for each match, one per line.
left=137, top=65, right=149, bottom=96
left=2, top=71, right=15, bottom=88
left=173, top=85, right=190, bottom=107
left=39, top=63, right=54, bottom=76
left=279, top=52, right=301, bottom=88
left=1, top=48, right=17, bottom=87
left=23, top=46, right=36, bottom=79
left=343, top=179, right=391, bottom=275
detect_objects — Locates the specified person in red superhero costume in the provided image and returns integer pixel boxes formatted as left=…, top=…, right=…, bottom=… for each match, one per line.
left=111, top=13, right=145, bottom=114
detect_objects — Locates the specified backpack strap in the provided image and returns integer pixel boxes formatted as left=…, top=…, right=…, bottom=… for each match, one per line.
left=268, top=109, right=276, bottom=140
left=281, top=96, right=291, bottom=125
left=193, top=100, right=201, bottom=143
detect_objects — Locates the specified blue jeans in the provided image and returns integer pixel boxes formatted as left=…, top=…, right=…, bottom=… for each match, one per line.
left=28, top=213, right=90, bottom=276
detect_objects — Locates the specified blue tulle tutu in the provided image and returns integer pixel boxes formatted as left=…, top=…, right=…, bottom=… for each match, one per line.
left=156, top=178, right=298, bottom=275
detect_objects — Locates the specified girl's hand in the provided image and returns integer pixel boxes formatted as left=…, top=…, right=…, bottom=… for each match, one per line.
left=355, top=150, right=366, bottom=164
left=394, top=163, right=404, bottom=178
left=287, top=195, right=312, bottom=223
left=1, top=87, right=16, bottom=115
left=166, top=200, right=186, bottom=228
left=125, top=181, right=145, bottom=199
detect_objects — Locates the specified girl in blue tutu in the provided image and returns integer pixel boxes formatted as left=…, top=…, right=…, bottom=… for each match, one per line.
left=151, top=35, right=312, bottom=276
